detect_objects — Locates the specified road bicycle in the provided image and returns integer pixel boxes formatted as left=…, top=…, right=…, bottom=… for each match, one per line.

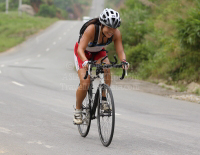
left=76, top=54, right=127, bottom=147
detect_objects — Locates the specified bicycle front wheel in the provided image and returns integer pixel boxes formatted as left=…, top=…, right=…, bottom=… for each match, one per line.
left=97, top=84, right=115, bottom=147
left=78, top=90, right=91, bottom=137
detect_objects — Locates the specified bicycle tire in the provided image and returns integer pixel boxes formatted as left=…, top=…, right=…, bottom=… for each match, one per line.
left=97, top=84, right=115, bottom=147
left=78, top=90, right=92, bottom=137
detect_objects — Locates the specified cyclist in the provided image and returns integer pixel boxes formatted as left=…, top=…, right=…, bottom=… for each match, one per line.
left=74, top=8, right=129, bottom=124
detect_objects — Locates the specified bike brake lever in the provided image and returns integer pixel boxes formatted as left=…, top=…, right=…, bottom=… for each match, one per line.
left=120, top=69, right=125, bottom=80
left=84, top=64, right=91, bottom=79
left=84, top=71, right=88, bottom=79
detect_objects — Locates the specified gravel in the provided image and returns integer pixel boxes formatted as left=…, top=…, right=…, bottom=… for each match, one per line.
left=169, top=95, right=200, bottom=104
left=112, top=75, right=200, bottom=104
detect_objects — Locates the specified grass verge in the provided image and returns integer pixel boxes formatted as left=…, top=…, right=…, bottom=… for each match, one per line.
left=0, top=12, right=58, bottom=53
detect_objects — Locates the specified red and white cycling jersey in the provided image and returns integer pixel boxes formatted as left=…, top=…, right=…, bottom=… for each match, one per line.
left=74, top=42, right=107, bottom=71
left=74, top=25, right=113, bottom=71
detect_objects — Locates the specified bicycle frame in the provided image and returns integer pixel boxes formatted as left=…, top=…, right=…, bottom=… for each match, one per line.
left=78, top=55, right=128, bottom=146
left=88, top=64, right=105, bottom=120
left=86, top=56, right=127, bottom=120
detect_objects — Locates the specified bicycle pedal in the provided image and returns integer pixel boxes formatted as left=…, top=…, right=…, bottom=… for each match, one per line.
left=103, top=109, right=112, bottom=113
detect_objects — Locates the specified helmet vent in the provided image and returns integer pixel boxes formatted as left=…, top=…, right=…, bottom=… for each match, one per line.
left=112, top=18, right=115, bottom=24
left=106, top=11, right=109, bottom=16
left=99, top=8, right=121, bottom=28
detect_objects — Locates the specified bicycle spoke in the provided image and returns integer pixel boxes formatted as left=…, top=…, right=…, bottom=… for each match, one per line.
left=97, top=84, right=115, bottom=147
left=99, top=115, right=112, bottom=142
left=78, top=91, right=91, bottom=137
left=100, top=110, right=112, bottom=138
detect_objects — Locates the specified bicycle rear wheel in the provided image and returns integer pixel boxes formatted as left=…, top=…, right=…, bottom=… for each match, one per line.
left=78, top=90, right=91, bottom=137
left=97, top=84, right=115, bottom=147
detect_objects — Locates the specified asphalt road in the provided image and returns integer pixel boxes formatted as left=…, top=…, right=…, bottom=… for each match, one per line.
left=0, top=0, right=200, bottom=154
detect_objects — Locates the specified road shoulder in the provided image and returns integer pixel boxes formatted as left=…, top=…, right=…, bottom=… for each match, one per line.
left=112, top=75, right=200, bottom=104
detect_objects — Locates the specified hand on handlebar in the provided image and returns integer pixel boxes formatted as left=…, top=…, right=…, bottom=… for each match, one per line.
left=121, top=60, right=129, bottom=70
left=82, top=60, right=89, bottom=70
left=83, top=56, right=128, bottom=80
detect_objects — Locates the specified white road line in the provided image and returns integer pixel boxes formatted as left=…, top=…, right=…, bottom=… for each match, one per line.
left=0, top=70, right=1, bottom=74
left=115, top=113, right=121, bottom=116
left=59, top=37, right=62, bottom=40
left=1, top=64, right=5, bottom=67
left=12, top=81, right=24, bottom=87
left=45, top=145, right=53, bottom=149
left=46, top=48, right=49, bottom=52
left=37, top=54, right=41, bottom=57
left=53, top=42, right=56, bottom=45
left=26, top=59, right=30, bottom=61
left=0, top=101, right=5, bottom=105
left=15, top=62, right=19, bottom=65
left=0, top=127, right=11, bottom=134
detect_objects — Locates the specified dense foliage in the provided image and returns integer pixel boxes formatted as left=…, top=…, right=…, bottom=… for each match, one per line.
left=108, top=0, right=200, bottom=83
left=0, top=0, right=91, bottom=19
left=37, top=4, right=56, bottom=17
left=177, top=8, right=200, bottom=51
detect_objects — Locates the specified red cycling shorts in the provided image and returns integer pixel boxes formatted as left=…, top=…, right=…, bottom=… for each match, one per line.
left=74, top=42, right=107, bottom=71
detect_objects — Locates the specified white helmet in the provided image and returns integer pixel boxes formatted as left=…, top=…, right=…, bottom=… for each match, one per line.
left=99, top=8, right=121, bottom=29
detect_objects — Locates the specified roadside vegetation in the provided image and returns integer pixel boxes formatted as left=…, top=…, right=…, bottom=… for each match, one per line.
left=0, top=12, right=58, bottom=52
left=0, top=0, right=92, bottom=19
left=105, top=0, right=124, bottom=10
left=107, top=0, right=200, bottom=90
left=0, top=0, right=92, bottom=53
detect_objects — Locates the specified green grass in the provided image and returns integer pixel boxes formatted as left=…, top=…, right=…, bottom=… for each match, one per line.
left=178, top=85, right=188, bottom=92
left=110, top=68, right=142, bottom=80
left=195, top=88, right=200, bottom=96
left=0, top=12, right=58, bottom=53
